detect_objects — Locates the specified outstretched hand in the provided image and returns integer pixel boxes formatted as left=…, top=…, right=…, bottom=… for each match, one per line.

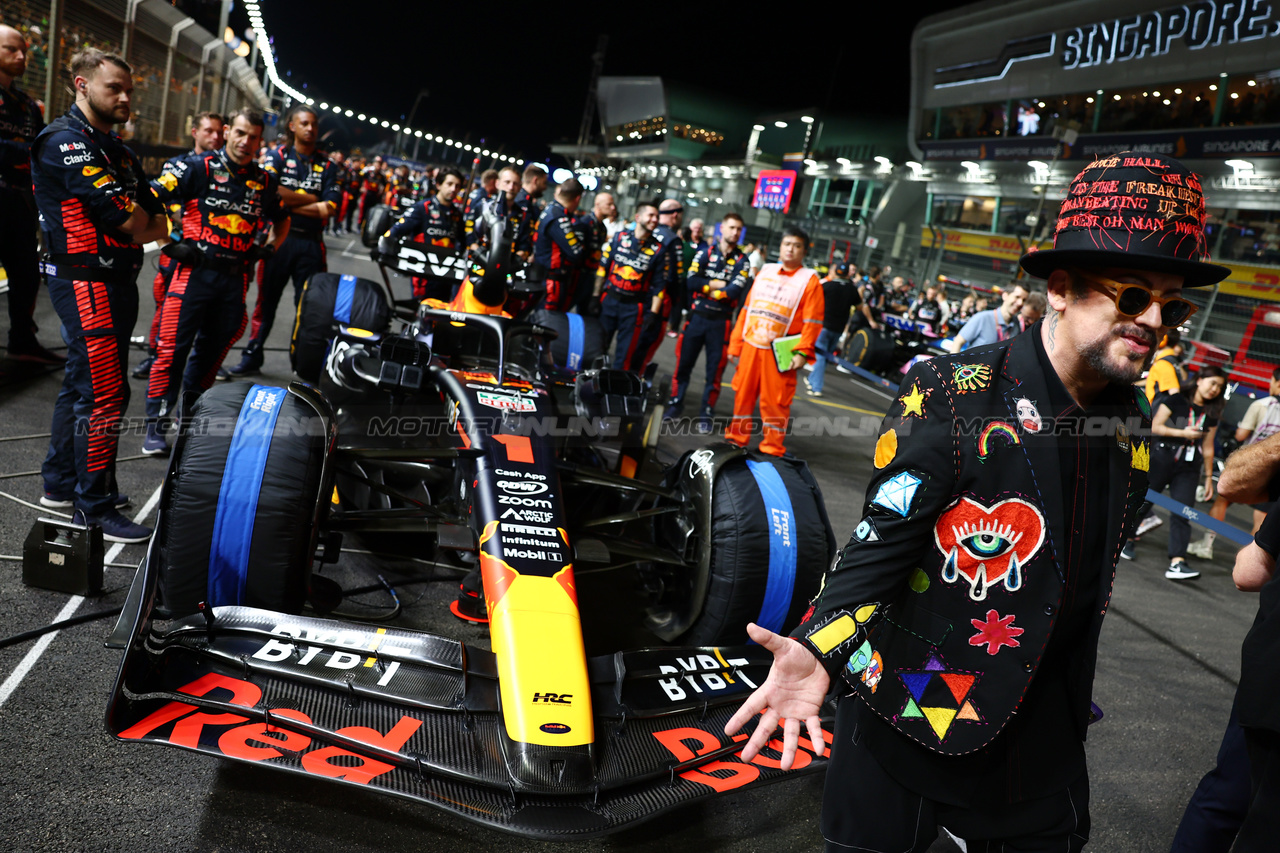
left=724, top=622, right=830, bottom=770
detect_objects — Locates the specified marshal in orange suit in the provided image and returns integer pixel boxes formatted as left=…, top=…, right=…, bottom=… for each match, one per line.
left=726, top=226, right=824, bottom=456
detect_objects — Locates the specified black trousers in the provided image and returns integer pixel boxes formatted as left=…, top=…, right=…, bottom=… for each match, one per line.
left=823, top=699, right=1090, bottom=852
left=1170, top=696, right=1250, bottom=852
left=1235, top=728, right=1280, bottom=852
left=0, top=189, right=42, bottom=349
left=1147, top=444, right=1200, bottom=558
left=240, top=235, right=326, bottom=361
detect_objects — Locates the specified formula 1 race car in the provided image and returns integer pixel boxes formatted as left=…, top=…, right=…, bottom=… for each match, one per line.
left=105, top=238, right=838, bottom=839
left=842, top=313, right=948, bottom=383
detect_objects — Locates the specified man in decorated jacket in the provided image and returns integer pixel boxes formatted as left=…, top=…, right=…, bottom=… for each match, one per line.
left=726, top=153, right=1227, bottom=852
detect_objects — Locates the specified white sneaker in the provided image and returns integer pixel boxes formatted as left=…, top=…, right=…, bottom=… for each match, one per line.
left=836, top=364, right=853, bottom=374
left=1136, top=514, right=1163, bottom=538
left=1166, top=559, right=1200, bottom=581
left=803, top=362, right=814, bottom=372
left=1186, top=538, right=1214, bottom=560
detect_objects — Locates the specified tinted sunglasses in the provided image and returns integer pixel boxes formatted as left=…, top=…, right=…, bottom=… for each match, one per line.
left=1070, top=268, right=1199, bottom=327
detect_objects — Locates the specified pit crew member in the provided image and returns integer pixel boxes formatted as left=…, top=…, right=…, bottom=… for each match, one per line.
left=667, top=211, right=749, bottom=426
left=629, top=198, right=684, bottom=371
left=0, top=24, right=55, bottom=363
left=384, top=165, right=464, bottom=301
left=592, top=201, right=671, bottom=370
left=530, top=177, right=586, bottom=312
left=230, top=104, right=338, bottom=376
left=142, top=107, right=287, bottom=455
left=33, top=48, right=169, bottom=542
left=134, top=110, right=223, bottom=380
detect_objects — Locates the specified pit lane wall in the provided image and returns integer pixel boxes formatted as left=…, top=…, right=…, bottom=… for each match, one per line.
left=922, top=225, right=1280, bottom=363
left=0, top=0, right=270, bottom=149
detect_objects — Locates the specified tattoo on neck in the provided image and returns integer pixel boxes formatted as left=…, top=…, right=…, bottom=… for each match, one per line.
left=1047, top=311, right=1059, bottom=352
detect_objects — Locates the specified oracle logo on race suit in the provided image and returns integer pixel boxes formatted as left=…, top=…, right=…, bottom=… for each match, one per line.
left=117, top=672, right=422, bottom=786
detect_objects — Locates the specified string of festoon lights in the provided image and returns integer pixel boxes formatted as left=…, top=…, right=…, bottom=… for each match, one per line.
left=243, top=0, right=526, bottom=167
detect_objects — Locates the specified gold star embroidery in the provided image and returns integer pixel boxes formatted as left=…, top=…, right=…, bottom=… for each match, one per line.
left=899, top=381, right=930, bottom=419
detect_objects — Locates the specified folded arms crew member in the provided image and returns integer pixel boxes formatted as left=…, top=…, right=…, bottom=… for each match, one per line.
left=530, top=177, right=587, bottom=312
left=725, top=226, right=823, bottom=457
left=593, top=201, right=670, bottom=370
left=667, top=211, right=749, bottom=423
left=230, top=104, right=337, bottom=376
left=142, top=108, right=287, bottom=456
left=384, top=165, right=464, bottom=302
left=0, top=24, right=55, bottom=363
left=135, top=110, right=223, bottom=380
left=727, top=153, right=1226, bottom=852
left=33, top=49, right=169, bottom=543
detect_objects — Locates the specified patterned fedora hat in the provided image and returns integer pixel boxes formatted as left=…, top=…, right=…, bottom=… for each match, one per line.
left=1020, top=152, right=1230, bottom=287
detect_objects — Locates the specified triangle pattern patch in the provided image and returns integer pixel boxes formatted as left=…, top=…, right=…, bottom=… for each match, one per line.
left=957, top=700, right=982, bottom=722
left=901, top=673, right=932, bottom=702
left=939, top=673, right=975, bottom=704
left=922, top=706, right=958, bottom=740
left=901, top=698, right=924, bottom=719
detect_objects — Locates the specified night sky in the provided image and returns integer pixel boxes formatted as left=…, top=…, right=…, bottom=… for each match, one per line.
left=185, top=0, right=975, bottom=161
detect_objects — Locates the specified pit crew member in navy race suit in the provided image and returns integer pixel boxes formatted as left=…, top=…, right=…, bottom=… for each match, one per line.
left=462, top=167, right=497, bottom=239
left=592, top=201, right=671, bottom=370
left=141, top=108, right=288, bottom=456
left=230, top=104, right=338, bottom=376
left=33, top=49, right=169, bottom=543
left=0, top=25, right=58, bottom=363
left=575, top=190, right=614, bottom=314
left=629, top=198, right=684, bottom=372
left=530, top=177, right=587, bottom=312
left=726, top=153, right=1225, bottom=852
left=468, top=165, right=526, bottom=267
left=466, top=166, right=513, bottom=245
left=133, top=110, right=223, bottom=380
left=512, top=163, right=547, bottom=260
left=357, top=154, right=385, bottom=229
left=383, top=165, right=463, bottom=302
left=666, top=211, right=749, bottom=425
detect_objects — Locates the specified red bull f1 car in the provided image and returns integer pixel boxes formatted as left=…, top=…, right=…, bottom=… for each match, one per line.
left=105, top=236, right=837, bottom=839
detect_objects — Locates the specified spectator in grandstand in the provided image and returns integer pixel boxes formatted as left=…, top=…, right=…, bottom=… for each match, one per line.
left=725, top=225, right=824, bottom=457
left=0, top=24, right=57, bottom=364
left=1188, top=367, right=1280, bottom=560
left=1122, top=365, right=1227, bottom=579
left=805, top=260, right=859, bottom=398
left=34, top=48, right=169, bottom=542
left=944, top=281, right=1028, bottom=351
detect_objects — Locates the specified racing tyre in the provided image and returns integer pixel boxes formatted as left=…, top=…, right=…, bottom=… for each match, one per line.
left=157, top=383, right=331, bottom=617
left=846, top=327, right=895, bottom=373
left=361, top=203, right=395, bottom=249
left=526, top=309, right=605, bottom=372
left=291, top=272, right=392, bottom=382
left=682, top=454, right=833, bottom=646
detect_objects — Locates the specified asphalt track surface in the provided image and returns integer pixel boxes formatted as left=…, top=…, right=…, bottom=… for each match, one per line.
left=0, top=235, right=1261, bottom=852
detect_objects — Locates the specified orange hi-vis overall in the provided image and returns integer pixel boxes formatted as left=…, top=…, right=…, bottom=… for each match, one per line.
left=726, top=263, right=824, bottom=456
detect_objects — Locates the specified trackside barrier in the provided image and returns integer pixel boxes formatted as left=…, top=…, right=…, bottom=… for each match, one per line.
left=1144, top=490, right=1255, bottom=547
left=831, top=357, right=897, bottom=391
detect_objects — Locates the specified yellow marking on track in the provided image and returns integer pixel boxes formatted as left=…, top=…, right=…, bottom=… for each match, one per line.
left=806, top=398, right=887, bottom=418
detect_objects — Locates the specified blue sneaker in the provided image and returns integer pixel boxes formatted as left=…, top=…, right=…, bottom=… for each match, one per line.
left=142, top=423, right=170, bottom=457
left=40, top=493, right=130, bottom=510
left=80, top=509, right=152, bottom=544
